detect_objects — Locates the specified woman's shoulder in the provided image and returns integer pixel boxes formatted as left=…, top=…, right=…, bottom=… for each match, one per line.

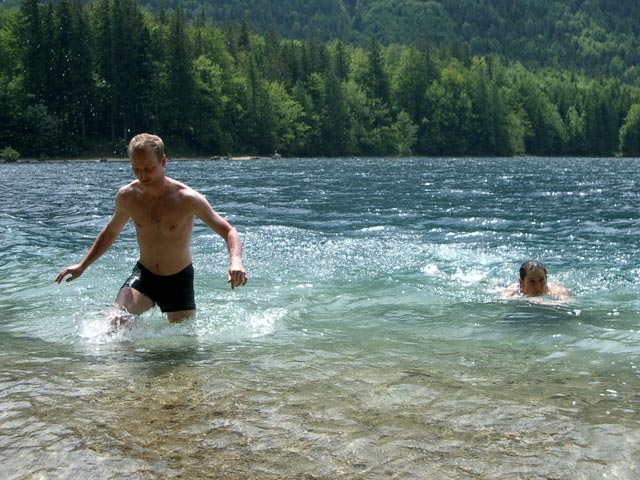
left=501, top=283, right=520, bottom=297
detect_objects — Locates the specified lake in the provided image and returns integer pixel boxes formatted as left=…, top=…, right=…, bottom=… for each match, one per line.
left=1, top=157, right=639, bottom=479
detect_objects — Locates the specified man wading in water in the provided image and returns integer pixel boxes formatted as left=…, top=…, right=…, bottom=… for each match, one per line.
left=56, top=133, right=247, bottom=325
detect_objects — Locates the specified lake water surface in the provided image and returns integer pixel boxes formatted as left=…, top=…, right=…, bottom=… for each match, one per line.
left=1, top=157, right=639, bottom=479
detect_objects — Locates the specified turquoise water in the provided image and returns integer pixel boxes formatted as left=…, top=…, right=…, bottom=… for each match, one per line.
left=1, top=157, right=639, bottom=479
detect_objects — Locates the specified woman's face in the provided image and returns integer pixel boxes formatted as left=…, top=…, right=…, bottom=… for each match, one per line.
left=519, top=268, right=548, bottom=296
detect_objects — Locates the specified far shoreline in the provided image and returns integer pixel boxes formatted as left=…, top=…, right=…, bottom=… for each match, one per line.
left=1, top=154, right=287, bottom=164
left=1, top=154, right=636, bottom=164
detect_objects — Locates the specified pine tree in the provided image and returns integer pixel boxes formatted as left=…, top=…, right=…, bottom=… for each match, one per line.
left=53, top=0, right=93, bottom=146
left=110, top=0, right=152, bottom=142
left=166, top=6, right=194, bottom=140
left=619, top=103, right=640, bottom=156
left=365, top=38, right=389, bottom=104
left=20, top=0, right=46, bottom=101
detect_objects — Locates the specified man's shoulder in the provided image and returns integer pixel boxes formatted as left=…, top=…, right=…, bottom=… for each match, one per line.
left=167, top=177, right=203, bottom=200
left=167, top=177, right=191, bottom=190
left=116, top=180, right=140, bottom=198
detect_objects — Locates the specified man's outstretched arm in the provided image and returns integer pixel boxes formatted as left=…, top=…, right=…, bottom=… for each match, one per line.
left=193, top=191, right=247, bottom=289
left=55, top=193, right=130, bottom=283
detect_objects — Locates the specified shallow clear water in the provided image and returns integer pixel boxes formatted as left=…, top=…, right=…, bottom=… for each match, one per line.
left=1, top=157, right=639, bottom=479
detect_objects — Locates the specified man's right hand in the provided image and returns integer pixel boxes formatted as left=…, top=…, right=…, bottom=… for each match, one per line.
left=55, top=264, right=85, bottom=283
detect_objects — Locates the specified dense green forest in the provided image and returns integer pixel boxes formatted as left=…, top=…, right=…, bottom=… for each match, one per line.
left=73, top=0, right=640, bottom=81
left=1, top=0, right=640, bottom=159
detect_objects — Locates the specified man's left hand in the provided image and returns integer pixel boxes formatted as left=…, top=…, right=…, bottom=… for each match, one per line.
left=227, top=268, right=247, bottom=289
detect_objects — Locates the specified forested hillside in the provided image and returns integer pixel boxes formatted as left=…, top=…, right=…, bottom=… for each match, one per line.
left=1, top=0, right=640, bottom=159
left=3, top=0, right=637, bottom=79
left=129, top=0, right=640, bottom=81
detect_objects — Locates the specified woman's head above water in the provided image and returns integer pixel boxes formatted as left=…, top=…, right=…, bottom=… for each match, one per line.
left=518, top=260, right=548, bottom=296
left=502, top=260, right=571, bottom=301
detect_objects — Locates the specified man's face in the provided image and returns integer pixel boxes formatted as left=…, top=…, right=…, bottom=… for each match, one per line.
left=130, top=149, right=165, bottom=186
left=519, top=268, right=547, bottom=296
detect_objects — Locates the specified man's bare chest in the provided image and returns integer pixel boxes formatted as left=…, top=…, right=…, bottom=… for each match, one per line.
left=130, top=200, right=192, bottom=233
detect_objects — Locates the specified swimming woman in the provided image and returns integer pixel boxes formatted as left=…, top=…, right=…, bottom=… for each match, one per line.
left=502, top=260, right=571, bottom=301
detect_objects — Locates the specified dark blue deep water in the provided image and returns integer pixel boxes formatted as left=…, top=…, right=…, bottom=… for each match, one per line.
left=1, top=157, right=639, bottom=479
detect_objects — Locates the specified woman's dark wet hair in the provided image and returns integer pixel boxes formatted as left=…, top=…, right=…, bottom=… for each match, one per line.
left=519, top=260, right=547, bottom=280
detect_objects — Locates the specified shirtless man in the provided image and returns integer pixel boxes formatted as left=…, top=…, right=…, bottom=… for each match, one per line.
left=502, top=260, right=570, bottom=301
left=55, top=133, right=247, bottom=324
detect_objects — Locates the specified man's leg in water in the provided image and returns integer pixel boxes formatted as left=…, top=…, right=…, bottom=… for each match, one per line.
left=111, top=287, right=155, bottom=326
left=166, top=310, right=195, bottom=324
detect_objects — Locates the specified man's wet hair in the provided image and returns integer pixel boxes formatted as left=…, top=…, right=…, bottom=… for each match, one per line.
left=519, top=260, right=547, bottom=280
left=128, top=133, right=165, bottom=162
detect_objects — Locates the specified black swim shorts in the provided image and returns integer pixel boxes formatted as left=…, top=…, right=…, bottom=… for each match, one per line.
left=121, top=262, right=196, bottom=312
